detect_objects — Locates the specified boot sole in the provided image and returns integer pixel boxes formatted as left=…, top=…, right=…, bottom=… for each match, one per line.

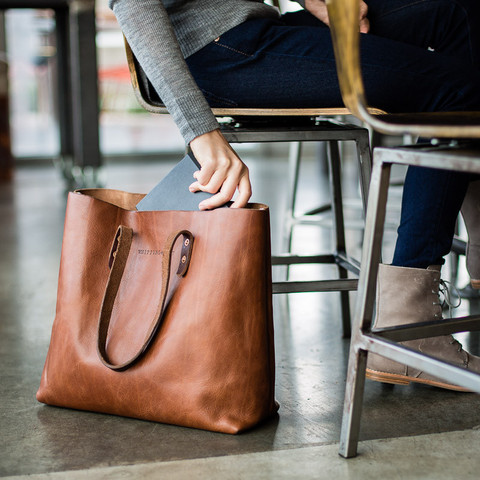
left=366, top=368, right=472, bottom=392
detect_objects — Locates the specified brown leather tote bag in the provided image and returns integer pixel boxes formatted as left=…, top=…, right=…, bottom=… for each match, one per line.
left=37, top=189, right=277, bottom=434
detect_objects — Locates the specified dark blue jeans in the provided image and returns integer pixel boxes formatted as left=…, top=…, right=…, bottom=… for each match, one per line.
left=186, top=0, right=480, bottom=268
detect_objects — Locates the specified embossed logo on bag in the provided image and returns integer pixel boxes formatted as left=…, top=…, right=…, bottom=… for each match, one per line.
left=138, top=249, right=163, bottom=256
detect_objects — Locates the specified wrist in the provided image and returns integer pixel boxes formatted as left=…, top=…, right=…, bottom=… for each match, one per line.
left=189, top=129, right=229, bottom=165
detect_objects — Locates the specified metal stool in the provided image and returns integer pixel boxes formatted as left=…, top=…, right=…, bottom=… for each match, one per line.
left=326, top=0, right=480, bottom=457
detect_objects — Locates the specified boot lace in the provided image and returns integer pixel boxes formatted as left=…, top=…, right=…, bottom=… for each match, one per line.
left=432, top=278, right=461, bottom=319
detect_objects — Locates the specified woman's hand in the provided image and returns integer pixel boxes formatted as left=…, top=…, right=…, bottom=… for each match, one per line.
left=305, top=0, right=370, bottom=33
left=189, top=129, right=252, bottom=210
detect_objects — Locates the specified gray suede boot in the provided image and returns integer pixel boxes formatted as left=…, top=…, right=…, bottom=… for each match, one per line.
left=461, top=180, right=480, bottom=289
left=366, top=264, right=480, bottom=391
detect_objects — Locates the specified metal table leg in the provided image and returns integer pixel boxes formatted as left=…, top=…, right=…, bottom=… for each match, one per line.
left=0, top=10, right=13, bottom=181
left=55, top=0, right=101, bottom=187
left=328, top=140, right=351, bottom=338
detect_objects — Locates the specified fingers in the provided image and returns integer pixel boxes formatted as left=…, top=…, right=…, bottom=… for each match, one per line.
left=191, top=164, right=251, bottom=210
left=305, top=0, right=330, bottom=26
left=308, top=0, right=369, bottom=32
left=191, top=161, right=218, bottom=190
left=359, top=17, right=370, bottom=34
left=231, top=172, right=252, bottom=209
left=188, top=129, right=252, bottom=210
left=359, top=1, right=368, bottom=19
left=359, top=1, right=370, bottom=33
left=191, top=168, right=229, bottom=196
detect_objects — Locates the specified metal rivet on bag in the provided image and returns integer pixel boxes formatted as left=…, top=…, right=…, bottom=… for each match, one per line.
left=184, top=239, right=190, bottom=246
left=181, top=255, right=187, bottom=264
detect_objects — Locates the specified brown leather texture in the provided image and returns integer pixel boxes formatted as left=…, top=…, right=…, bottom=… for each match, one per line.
left=37, top=189, right=277, bottom=434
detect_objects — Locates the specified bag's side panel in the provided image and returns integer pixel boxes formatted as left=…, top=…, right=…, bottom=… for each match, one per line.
left=262, top=208, right=277, bottom=420
left=37, top=192, right=125, bottom=405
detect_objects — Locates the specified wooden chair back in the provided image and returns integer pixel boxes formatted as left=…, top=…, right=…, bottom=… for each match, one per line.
left=325, top=0, right=480, bottom=138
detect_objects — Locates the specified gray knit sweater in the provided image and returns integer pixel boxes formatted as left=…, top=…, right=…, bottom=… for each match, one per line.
left=109, top=1, right=306, bottom=143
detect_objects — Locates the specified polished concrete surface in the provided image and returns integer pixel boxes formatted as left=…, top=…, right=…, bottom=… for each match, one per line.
left=1, top=149, right=480, bottom=478
left=4, top=429, right=480, bottom=480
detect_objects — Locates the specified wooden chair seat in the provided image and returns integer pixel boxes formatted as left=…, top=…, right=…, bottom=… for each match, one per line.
left=125, top=38, right=383, bottom=119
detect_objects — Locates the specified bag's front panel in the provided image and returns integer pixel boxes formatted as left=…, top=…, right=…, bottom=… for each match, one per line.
left=37, top=192, right=276, bottom=433
left=133, top=208, right=276, bottom=432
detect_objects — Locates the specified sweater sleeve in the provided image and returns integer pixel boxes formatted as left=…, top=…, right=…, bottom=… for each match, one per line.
left=109, top=0, right=219, bottom=144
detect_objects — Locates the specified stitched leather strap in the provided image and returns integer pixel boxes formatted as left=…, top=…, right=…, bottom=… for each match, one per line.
left=97, top=226, right=194, bottom=371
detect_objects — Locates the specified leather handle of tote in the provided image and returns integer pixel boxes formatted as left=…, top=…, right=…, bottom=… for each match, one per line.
left=97, top=225, right=194, bottom=372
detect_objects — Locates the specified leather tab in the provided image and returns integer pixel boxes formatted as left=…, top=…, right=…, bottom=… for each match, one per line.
left=177, top=231, right=194, bottom=277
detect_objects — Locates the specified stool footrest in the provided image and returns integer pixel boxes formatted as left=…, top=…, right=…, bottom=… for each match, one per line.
left=272, top=254, right=335, bottom=266
left=371, top=314, right=480, bottom=342
left=273, top=278, right=358, bottom=294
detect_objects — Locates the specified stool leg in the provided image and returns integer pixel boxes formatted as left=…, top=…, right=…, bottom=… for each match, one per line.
left=282, top=141, right=302, bottom=255
left=327, top=140, right=351, bottom=338
left=339, top=345, right=368, bottom=458
left=55, top=8, right=74, bottom=183
left=282, top=142, right=303, bottom=281
left=449, top=220, right=460, bottom=286
left=339, top=159, right=392, bottom=458
left=355, top=132, right=372, bottom=213
left=354, top=131, right=373, bottom=263
left=68, top=3, right=101, bottom=172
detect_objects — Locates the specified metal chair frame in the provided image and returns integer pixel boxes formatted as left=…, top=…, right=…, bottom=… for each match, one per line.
left=123, top=37, right=374, bottom=338
left=325, top=0, right=480, bottom=458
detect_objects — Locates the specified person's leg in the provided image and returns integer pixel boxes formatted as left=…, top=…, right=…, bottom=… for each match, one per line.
left=186, top=4, right=480, bottom=390
left=366, top=0, right=480, bottom=67
left=392, top=167, right=474, bottom=268
left=186, top=13, right=480, bottom=113
left=362, top=0, right=480, bottom=267
left=362, top=0, right=480, bottom=268
left=357, top=1, right=480, bottom=386
left=186, top=6, right=480, bottom=270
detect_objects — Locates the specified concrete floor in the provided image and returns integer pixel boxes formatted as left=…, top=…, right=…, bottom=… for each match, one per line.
left=1, top=148, right=480, bottom=479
